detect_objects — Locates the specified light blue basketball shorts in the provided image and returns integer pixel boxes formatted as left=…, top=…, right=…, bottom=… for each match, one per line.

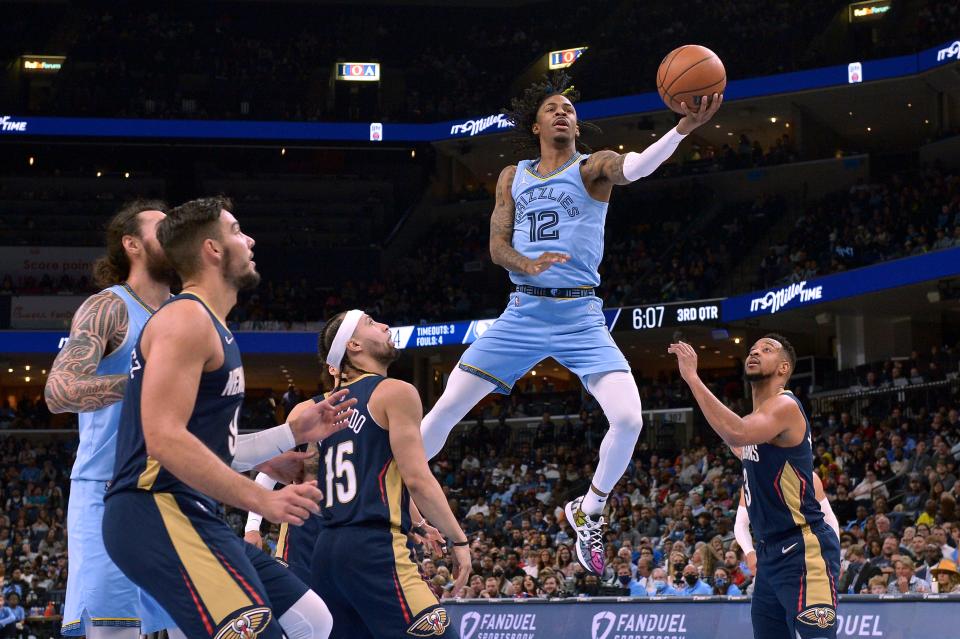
left=63, top=479, right=176, bottom=636
left=458, top=291, right=629, bottom=394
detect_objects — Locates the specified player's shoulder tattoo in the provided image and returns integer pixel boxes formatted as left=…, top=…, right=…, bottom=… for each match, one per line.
left=45, top=290, right=129, bottom=413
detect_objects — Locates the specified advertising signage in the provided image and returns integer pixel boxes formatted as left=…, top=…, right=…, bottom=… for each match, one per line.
left=2, top=39, right=958, bottom=143
left=548, top=46, right=588, bottom=70
left=335, top=62, right=380, bottom=82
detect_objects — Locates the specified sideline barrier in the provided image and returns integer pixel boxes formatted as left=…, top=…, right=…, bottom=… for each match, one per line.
left=444, top=596, right=960, bottom=639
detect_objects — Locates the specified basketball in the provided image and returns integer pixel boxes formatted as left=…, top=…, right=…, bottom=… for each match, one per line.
left=657, top=44, right=726, bottom=114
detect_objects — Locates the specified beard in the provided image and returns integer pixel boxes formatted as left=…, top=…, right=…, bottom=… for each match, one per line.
left=143, top=244, right=179, bottom=287
left=744, top=370, right=772, bottom=383
left=222, top=245, right=261, bottom=292
left=371, top=340, right=401, bottom=367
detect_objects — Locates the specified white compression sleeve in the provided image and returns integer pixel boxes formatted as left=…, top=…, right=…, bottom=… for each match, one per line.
left=85, top=626, right=140, bottom=639
left=581, top=371, right=644, bottom=514
left=820, top=497, right=841, bottom=540
left=735, top=506, right=755, bottom=554
left=278, top=591, right=334, bottom=639
left=420, top=366, right=496, bottom=460
left=231, top=423, right=296, bottom=472
left=245, top=472, right=279, bottom=533
left=621, top=127, right=687, bottom=181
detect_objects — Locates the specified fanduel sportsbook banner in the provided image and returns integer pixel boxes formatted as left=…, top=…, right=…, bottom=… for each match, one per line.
left=445, top=597, right=960, bottom=639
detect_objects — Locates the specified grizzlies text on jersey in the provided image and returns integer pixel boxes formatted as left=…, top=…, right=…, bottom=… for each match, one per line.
left=457, top=154, right=629, bottom=394
left=510, top=153, right=608, bottom=289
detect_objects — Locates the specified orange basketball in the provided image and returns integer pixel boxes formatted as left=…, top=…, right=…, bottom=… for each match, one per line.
left=657, top=45, right=726, bottom=114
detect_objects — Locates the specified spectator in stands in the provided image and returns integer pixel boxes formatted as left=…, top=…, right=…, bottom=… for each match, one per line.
left=932, top=559, right=960, bottom=593
left=677, top=564, right=712, bottom=596
left=646, top=567, right=680, bottom=596
left=852, top=470, right=888, bottom=502
left=887, top=556, right=930, bottom=593
left=0, top=593, right=24, bottom=638
left=539, top=574, right=564, bottom=599
left=0, top=596, right=24, bottom=637
left=868, top=575, right=889, bottom=595
left=612, top=563, right=645, bottom=597
left=711, top=567, right=742, bottom=596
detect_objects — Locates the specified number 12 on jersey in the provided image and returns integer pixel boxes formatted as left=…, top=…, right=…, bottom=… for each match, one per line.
left=324, top=441, right=357, bottom=507
left=524, top=210, right=559, bottom=241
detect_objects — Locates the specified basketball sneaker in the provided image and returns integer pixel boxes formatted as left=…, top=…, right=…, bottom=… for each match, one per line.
left=564, top=496, right=606, bottom=575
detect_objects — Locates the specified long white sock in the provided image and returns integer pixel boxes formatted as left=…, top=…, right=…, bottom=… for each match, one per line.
left=581, top=370, right=644, bottom=515
left=420, top=366, right=496, bottom=459
left=85, top=625, right=140, bottom=639
left=278, top=591, right=334, bottom=639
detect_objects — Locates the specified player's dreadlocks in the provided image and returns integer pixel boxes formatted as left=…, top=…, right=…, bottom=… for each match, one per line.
left=502, top=70, right=599, bottom=156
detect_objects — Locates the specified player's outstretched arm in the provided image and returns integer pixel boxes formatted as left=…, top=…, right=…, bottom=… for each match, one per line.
left=45, top=291, right=129, bottom=413
left=668, top=340, right=801, bottom=446
left=231, top=393, right=353, bottom=473
left=377, top=379, right=472, bottom=594
left=489, top=165, right=568, bottom=276
left=584, top=93, right=723, bottom=188
left=140, top=301, right=321, bottom=524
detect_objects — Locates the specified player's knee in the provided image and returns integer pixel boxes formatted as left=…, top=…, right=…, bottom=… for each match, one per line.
left=611, top=409, right=643, bottom=435
left=279, top=591, right=333, bottom=639
left=795, top=605, right=837, bottom=639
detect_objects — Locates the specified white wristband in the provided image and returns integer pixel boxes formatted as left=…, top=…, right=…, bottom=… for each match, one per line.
left=244, top=472, right=279, bottom=533
left=231, top=423, right=296, bottom=472
left=622, top=127, right=687, bottom=181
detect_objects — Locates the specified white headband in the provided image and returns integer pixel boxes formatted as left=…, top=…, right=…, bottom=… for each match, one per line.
left=326, top=309, right=364, bottom=370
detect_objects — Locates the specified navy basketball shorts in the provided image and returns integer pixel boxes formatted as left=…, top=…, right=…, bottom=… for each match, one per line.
left=275, top=513, right=322, bottom=585
left=752, top=521, right=841, bottom=639
left=243, top=541, right=309, bottom=618
left=310, top=524, right=455, bottom=639
left=103, top=490, right=283, bottom=639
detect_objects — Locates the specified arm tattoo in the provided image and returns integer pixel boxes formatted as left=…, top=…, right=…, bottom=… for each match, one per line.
left=588, top=150, right=629, bottom=186
left=44, top=291, right=129, bottom=413
left=489, top=165, right=531, bottom=274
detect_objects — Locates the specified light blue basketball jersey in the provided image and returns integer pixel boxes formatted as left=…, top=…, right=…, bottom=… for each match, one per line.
left=71, top=285, right=154, bottom=481
left=510, top=153, right=608, bottom=288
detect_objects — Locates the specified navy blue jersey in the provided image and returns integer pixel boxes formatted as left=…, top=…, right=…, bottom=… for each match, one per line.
left=740, top=391, right=824, bottom=541
left=314, top=374, right=410, bottom=533
left=107, top=293, right=245, bottom=511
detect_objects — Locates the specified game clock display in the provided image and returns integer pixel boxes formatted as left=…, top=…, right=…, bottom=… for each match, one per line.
left=629, top=301, right=722, bottom=330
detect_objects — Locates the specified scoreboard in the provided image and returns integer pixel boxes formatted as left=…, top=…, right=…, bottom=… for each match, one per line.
left=390, top=299, right=725, bottom=349
left=626, top=300, right=722, bottom=331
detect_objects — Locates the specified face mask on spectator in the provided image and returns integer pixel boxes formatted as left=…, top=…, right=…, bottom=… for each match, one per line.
left=715, top=578, right=727, bottom=588
left=685, top=574, right=699, bottom=586
left=652, top=580, right=666, bottom=591
left=618, top=575, right=631, bottom=585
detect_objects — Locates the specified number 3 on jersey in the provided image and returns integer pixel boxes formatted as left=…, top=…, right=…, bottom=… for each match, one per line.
left=742, top=468, right=752, bottom=507
left=324, top=441, right=357, bottom=507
